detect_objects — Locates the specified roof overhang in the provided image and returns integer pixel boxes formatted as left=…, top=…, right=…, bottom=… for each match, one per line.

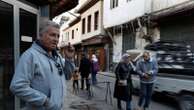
left=82, top=35, right=111, bottom=46
left=151, top=0, right=194, bottom=21
left=69, top=17, right=81, bottom=27
left=76, top=0, right=99, bottom=14
left=51, top=0, right=78, bottom=18
left=24, top=0, right=78, bottom=18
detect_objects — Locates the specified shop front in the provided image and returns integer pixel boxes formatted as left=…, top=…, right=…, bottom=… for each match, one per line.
left=151, top=2, right=194, bottom=50
left=82, top=36, right=111, bottom=71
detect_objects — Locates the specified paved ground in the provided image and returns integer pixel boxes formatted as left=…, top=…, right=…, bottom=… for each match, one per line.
left=97, top=72, right=178, bottom=110
left=64, top=72, right=178, bottom=110
left=64, top=80, right=115, bottom=110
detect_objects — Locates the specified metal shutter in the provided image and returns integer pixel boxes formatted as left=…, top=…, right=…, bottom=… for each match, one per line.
left=160, top=17, right=194, bottom=50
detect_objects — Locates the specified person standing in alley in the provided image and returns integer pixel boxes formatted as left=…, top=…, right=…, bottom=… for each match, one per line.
left=114, top=53, right=134, bottom=110
left=136, top=51, right=158, bottom=110
left=72, top=67, right=80, bottom=94
left=91, top=54, right=99, bottom=85
left=79, top=53, right=91, bottom=90
left=10, top=19, right=75, bottom=110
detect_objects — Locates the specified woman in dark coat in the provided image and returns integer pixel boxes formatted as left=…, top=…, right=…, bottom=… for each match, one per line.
left=114, top=53, right=133, bottom=110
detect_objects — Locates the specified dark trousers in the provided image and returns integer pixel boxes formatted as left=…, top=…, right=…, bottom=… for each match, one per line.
left=117, top=99, right=131, bottom=110
left=73, top=80, right=79, bottom=90
left=138, top=83, right=154, bottom=108
left=81, top=74, right=90, bottom=90
left=91, top=71, right=97, bottom=85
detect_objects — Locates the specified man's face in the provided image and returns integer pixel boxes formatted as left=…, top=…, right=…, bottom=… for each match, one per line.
left=40, top=26, right=59, bottom=51
left=143, top=53, right=150, bottom=61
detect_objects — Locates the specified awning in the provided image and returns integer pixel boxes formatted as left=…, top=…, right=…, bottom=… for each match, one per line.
left=82, top=35, right=111, bottom=46
left=24, top=0, right=78, bottom=18
left=76, top=0, right=99, bottom=14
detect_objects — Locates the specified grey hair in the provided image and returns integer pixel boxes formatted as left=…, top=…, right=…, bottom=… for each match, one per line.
left=38, top=19, right=60, bottom=38
left=143, top=51, right=150, bottom=56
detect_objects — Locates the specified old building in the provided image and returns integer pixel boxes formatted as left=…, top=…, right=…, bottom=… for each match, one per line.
left=61, top=17, right=82, bottom=66
left=62, top=0, right=111, bottom=71
left=77, top=0, right=111, bottom=71
left=103, top=0, right=194, bottom=71
left=103, top=0, right=152, bottom=69
left=150, top=0, right=194, bottom=50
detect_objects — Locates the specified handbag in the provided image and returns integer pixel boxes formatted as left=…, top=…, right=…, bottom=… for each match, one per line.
left=118, top=79, right=127, bottom=86
left=115, top=63, right=130, bottom=86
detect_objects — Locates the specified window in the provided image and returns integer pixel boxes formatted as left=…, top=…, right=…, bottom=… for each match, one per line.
left=82, top=18, right=85, bottom=34
left=67, top=32, right=69, bottom=40
left=94, top=11, right=99, bottom=30
left=87, top=15, right=91, bottom=33
left=72, top=30, right=74, bottom=39
left=110, top=0, right=118, bottom=9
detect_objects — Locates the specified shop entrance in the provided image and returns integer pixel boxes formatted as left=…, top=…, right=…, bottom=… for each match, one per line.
left=0, top=0, right=38, bottom=110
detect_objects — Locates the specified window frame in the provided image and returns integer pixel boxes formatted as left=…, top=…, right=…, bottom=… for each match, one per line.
left=87, top=15, right=92, bottom=33
left=110, top=0, right=119, bottom=9
left=72, top=30, right=74, bottom=39
left=94, top=11, right=99, bottom=30
left=82, top=18, right=85, bottom=34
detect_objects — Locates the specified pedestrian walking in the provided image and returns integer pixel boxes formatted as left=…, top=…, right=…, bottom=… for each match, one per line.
left=79, top=53, right=91, bottom=90
left=136, top=51, right=158, bottom=110
left=114, top=53, right=134, bottom=110
left=91, top=54, right=99, bottom=85
left=9, top=19, right=75, bottom=110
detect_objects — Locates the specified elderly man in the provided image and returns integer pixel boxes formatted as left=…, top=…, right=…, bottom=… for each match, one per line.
left=136, top=51, right=158, bottom=110
left=10, top=19, right=75, bottom=110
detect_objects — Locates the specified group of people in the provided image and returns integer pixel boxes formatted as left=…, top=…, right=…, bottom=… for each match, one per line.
left=114, top=51, right=158, bottom=110
left=9, top=19, right=157, bottom=110
left=73, top=53, right=99, bottom=91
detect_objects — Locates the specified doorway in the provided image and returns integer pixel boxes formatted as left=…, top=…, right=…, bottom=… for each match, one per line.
left=0, top=1, right=14, bottom=110
left=0, top=0, right=38, bottom=110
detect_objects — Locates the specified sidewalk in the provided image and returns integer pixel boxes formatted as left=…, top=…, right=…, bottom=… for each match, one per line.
left=64, top=90, right=96, bottom=110
left=64, top=80, right=115, bottom=110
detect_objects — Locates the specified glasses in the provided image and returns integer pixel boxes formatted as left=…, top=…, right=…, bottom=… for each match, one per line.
left=55, top=63, right=63, bottom=76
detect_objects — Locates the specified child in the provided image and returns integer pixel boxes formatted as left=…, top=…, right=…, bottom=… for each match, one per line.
left=72, top=68, right=79, bottom=94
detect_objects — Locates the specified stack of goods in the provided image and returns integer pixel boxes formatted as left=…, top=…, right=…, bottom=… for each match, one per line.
left=145, top=41, right=194, bottom=76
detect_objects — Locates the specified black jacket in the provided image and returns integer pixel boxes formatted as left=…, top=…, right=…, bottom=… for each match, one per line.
left=113, top=62, right=133, bottom=101
left=79, top=57, right=91, bottom=76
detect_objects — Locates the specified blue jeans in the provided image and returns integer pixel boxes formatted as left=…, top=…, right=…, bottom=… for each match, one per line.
left=117, top=99, right=131, bottom=110
left=138, top=83, right=153, bottom=108
left=91, top=71, right=97, bottom=85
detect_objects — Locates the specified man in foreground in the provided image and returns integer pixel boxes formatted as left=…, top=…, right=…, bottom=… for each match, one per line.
left=10, top=19, right=75, bottom=110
